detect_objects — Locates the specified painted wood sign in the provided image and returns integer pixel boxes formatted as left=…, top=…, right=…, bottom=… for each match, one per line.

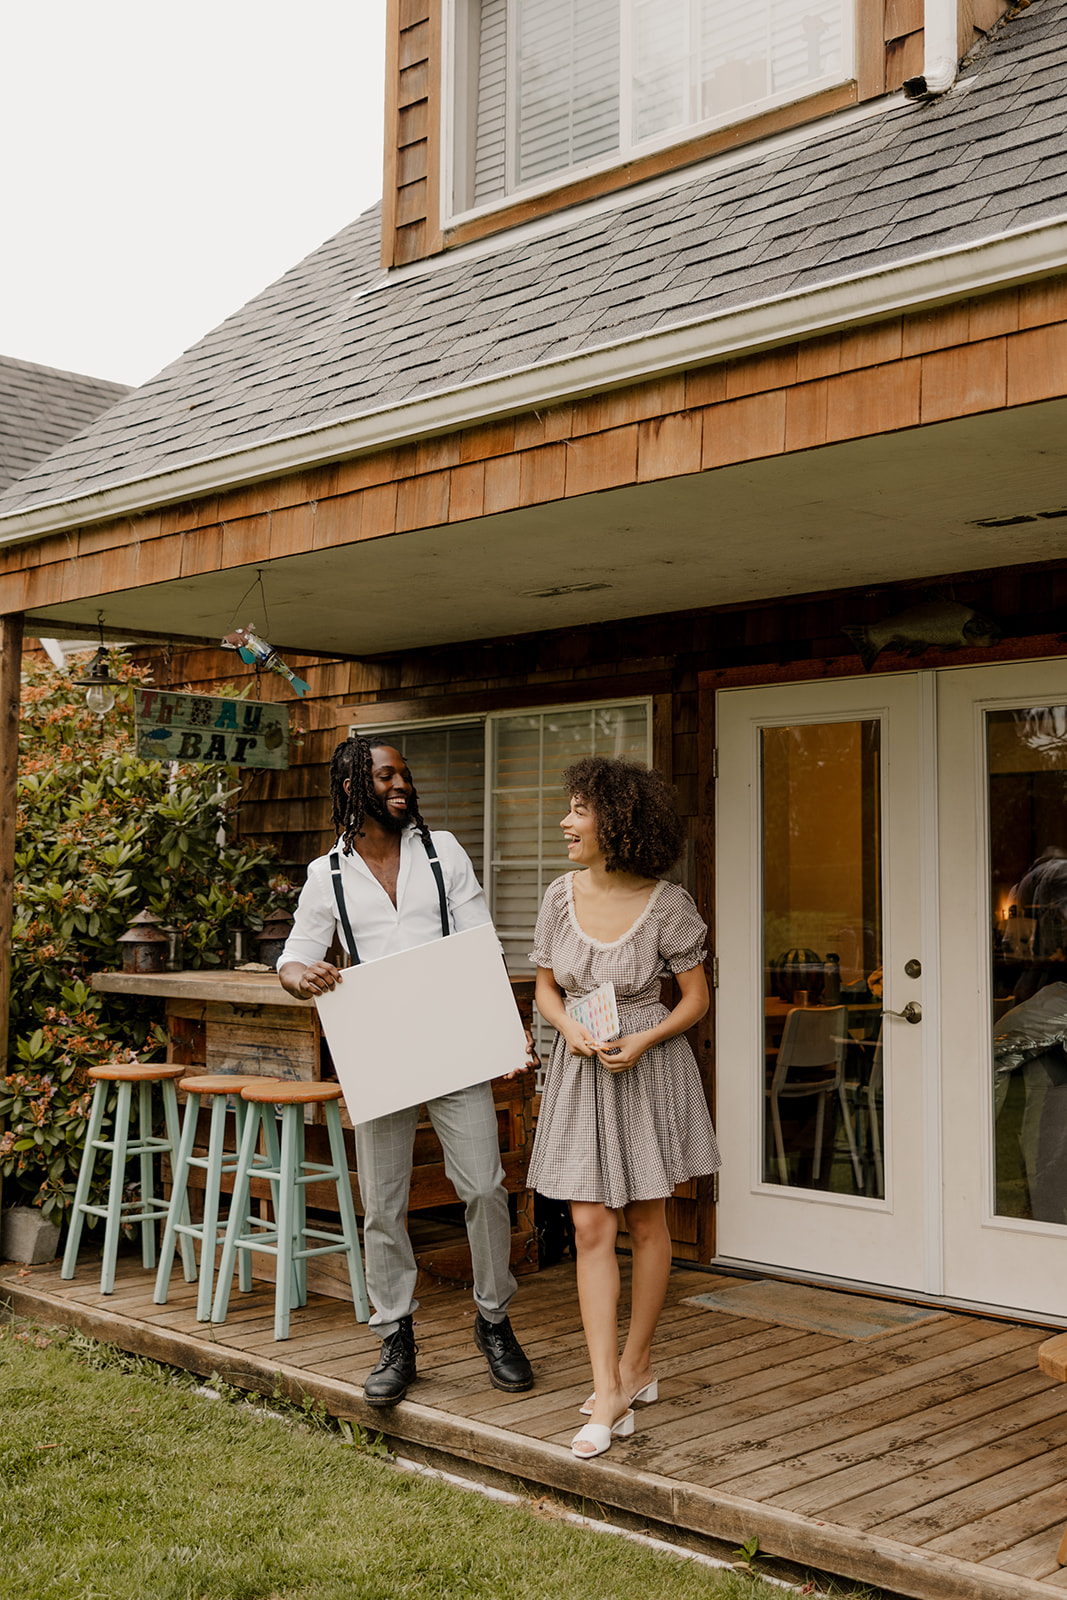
left=134, top=689, right=289, bottom=769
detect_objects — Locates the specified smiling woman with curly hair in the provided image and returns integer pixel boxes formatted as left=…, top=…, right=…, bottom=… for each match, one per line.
left=559, top=756, right=685, bottom=879
left=527, top=756, right=720, bottom=1464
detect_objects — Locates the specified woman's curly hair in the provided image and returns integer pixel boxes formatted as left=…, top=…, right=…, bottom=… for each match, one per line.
left=561, top=756, right=684, bottom=878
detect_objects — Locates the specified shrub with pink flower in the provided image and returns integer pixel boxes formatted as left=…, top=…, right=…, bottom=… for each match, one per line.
left=2, top=652, right=297, bottom=1221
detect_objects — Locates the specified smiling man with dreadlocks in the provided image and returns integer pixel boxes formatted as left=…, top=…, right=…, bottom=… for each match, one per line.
left=278, top=736, right=534, bottom=1405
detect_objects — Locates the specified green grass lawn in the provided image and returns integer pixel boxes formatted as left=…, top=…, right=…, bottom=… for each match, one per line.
left=0, top=1317, right=804, bottom=1600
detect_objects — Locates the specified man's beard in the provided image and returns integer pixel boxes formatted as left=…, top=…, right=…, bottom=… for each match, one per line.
left=364, top=788, right=416, bottom=834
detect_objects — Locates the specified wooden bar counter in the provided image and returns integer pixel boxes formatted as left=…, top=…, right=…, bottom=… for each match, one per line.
left=91, top=968, right=539, bottom=1291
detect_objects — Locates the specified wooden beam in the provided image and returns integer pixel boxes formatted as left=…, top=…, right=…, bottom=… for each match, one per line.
left=0, top=611, right=24, bottom=1072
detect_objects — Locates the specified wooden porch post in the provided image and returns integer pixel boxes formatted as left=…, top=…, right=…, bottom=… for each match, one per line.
left=0, top=611, right=24, bottom=1073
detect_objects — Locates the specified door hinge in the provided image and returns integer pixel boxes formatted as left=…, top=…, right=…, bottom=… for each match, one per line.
left=711, top=1171, right=720, bottom=1204
left=712, top=956, right=719, bottom=988
left=712, top=748, right=718, bottom=779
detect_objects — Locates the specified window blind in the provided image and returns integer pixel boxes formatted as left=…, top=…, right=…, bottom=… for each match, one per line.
left=516, top=0, right=620, bottom=187
left=381, top=724, right=486, bottom=882
left=463, top=0, right=846, bottom=208
left=489, top=701, right=651, bottom=973
left=474, top=0, right=508, bottom=204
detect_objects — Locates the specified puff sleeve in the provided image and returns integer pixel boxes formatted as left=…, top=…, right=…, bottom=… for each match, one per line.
left=529, top=874, right=569, bottom=969
left=656, top=884, right=708, bottom=974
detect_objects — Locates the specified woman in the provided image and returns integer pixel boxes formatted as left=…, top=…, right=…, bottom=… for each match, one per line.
left=528, top=756, right=720, bottom=1460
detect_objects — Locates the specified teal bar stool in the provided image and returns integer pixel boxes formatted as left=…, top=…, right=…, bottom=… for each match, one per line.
left=154, top=1073, right=283, bottom=1321
left=211, top=1080, right=369, bottom=1341
left=61, top=1061, right=196, bottom=1295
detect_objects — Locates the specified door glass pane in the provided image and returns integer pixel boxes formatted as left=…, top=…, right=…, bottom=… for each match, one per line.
left=989, top=708, right=1067, bottom=1225
left=761, top=721, right=883, bottom=1195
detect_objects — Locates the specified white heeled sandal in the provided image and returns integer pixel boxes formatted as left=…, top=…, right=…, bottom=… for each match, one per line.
left=579, top=1378, right=657, bottom=1416
left=571, top=1408, right=634, bottom=1460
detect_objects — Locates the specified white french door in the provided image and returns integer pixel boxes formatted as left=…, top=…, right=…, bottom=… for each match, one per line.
left=939, top=659, right=1067, bottom=1318
left=715, top=673, right=935, bottom=1293
left=717, top=660, right=1067, bottom=1321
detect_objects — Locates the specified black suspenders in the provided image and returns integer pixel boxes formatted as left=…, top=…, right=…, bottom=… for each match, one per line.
left=328, top=833, right=449, bottom=965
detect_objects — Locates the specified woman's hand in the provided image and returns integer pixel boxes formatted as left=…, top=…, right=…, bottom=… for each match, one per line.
left=596, top=1031, right=652, bottom=1073
left=279, top=959, right=343, bottom=999
left=561, top=1022, right=598, bottom=1057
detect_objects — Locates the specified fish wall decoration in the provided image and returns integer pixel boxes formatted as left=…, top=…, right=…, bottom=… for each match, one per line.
left=843, top=600, right=1001, bottom=671
left=220, top=624, right=310, bottom=696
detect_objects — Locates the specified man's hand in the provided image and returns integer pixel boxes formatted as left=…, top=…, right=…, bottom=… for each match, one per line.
left=500, top=1028, right=539, bottom=1081
left=279, top=959, right=343, bottom=999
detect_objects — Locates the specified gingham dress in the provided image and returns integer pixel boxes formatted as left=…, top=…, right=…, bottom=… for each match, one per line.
left=527, top=874, right=721, bottom=1209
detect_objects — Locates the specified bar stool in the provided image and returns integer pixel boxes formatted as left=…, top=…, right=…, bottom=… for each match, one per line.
left=61, top=1061, right=196, bottom=1295
left=154, top=1074, right=283, bottom=1321
left=212, top=1081, right=369, bottom=1341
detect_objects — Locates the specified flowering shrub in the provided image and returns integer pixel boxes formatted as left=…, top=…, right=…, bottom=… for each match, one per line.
left=2, top=653, right=297, bottom=1220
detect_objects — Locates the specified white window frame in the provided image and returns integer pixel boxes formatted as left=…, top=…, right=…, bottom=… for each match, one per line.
left=442, top=0, right=856, bottom=226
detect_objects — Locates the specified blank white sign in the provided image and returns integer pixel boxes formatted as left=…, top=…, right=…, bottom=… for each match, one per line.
left=313, top=922, right=528, bottom=1124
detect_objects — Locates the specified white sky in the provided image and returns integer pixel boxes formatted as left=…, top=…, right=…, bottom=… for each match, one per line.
left=3, top=2, right=387, bottom=387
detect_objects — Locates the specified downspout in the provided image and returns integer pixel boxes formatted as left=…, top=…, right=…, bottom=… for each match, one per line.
left=903, top=0, right=959, bottom=97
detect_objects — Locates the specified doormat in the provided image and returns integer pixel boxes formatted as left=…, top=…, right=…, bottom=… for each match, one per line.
left=682, top=1279, right=949, bottom=1341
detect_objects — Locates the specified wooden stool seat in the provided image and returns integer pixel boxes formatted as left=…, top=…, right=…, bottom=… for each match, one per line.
left=240, top=1080, right=344, bottom=1105
left=62, top=1059, right=195, bottom=1295
left=213, top=1079, right=368, bottom=1339
left=155, top=1075, right=284, bottom=1321
left=178, top=1073, right=274, bottom=1096
left=90, top=1062, right=187, bottom=1082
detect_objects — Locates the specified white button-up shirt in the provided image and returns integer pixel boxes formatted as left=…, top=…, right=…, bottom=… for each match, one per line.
left=277, top=827, right=494, bottom=969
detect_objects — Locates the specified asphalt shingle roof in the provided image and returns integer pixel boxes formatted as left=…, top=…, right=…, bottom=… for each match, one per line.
left=3, top=0, right=1066, bottom=519
left=0, top=355, right=130, bottom=493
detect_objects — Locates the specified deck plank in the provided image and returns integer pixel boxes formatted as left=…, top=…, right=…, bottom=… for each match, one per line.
left=922, top=1479, right=1067, bottom=1565
left=808, top=1408, right=1067, bottom=1529
left=870, top=1446, right=1067, bottom=1548
left=982, top=1523, right=1067, bottom=1581
left=722, top=1359, right=1052, bottom=1502
left=654, top=1326, right=1042, bottom=1479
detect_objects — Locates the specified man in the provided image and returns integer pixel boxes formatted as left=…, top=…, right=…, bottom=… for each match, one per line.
left=277, top=735, right=533, bottom=1405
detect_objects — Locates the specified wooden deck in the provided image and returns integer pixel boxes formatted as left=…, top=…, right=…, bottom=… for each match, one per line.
left=5, top=1253, right=1067, bottom=1600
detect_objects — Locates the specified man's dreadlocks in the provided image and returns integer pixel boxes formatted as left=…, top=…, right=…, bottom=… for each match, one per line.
left=329, top=736, right=431, bottom=855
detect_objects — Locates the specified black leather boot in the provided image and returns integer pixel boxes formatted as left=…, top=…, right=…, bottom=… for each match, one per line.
left=364, top=1315, right=417, bottom=1406
left=474, top=1313, right=533, bottom=1391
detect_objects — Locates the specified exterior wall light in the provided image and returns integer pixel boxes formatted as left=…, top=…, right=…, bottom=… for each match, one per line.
left=73, top=646, right=117, bottom=718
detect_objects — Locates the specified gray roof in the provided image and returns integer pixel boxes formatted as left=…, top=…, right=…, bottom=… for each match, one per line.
left=3, top=0, right=1066, bottom=520
left=0, top=354, right=130, bottom=493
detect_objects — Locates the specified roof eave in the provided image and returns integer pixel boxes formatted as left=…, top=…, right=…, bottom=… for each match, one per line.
left=3, top=216, right=1067, bottom=550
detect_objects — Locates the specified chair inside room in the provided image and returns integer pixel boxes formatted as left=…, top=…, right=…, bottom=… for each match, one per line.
left=768, top=1005, right=862, bottom=1188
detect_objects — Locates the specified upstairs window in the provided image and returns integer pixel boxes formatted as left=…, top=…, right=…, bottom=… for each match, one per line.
left=450, top=0, right=853, bottom=217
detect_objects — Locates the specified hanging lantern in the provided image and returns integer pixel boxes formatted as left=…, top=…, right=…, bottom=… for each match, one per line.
left=73, top=646, right=117, bottom=718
